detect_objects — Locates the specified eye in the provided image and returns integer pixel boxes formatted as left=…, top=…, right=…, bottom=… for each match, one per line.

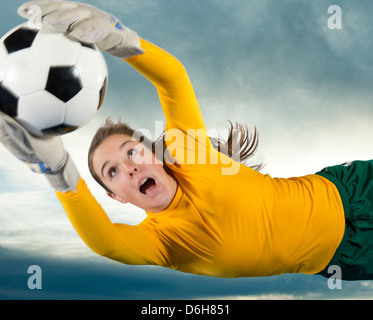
left=108, top=167, right=118, bottom=178
left=127, top=148, right=137, bottom=159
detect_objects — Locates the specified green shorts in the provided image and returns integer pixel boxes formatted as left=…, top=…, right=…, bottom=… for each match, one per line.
left=316, top=160, right=373, bottom=280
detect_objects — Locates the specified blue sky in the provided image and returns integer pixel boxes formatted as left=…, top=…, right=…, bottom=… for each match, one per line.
left=1, top=0, right=373, bottom=300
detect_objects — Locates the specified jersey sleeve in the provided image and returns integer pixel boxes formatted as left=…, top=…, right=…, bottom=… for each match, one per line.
left=56, top=178, right=166, bottom=266
left=125, top=38, right=206, bottom=132
left=125, top=38, right=212, bottom=165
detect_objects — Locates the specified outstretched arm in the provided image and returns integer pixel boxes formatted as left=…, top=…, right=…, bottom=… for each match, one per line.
left=18, top=0, right=206, bottom=133
left=125, top=39, right=207, bottom=133
left=56, top=178, right=160, bottom=265
left=0, top=111, right=158, bottom=265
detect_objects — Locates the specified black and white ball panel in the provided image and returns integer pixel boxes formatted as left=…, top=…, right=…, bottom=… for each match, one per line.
left=0, top=25, right=108, bottom=136
left=0, top=82, right=17, bottom=116
left=46, top=66, right=82, bottom=103
left=3, top=27, right=38, bottom=54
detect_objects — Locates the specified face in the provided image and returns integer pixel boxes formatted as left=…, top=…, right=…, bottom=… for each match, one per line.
left=92, top=134, right=177, bottom=213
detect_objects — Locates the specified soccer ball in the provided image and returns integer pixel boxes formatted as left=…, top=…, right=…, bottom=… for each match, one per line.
left=0, top=24, right=108, bottom=136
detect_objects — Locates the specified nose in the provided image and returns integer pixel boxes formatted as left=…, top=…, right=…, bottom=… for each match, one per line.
left=123, top=161, right=139, bottom=177
left=129, top=167, right=138, bottom=177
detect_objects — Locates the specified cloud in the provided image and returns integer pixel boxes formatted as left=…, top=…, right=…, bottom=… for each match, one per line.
left=1, top=245, right=373, bottom=300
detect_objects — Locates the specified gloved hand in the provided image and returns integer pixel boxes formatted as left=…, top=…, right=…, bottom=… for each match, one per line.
left=0, top=112, right=80, bottom=193
left=17, top=0, right=145, bottom=59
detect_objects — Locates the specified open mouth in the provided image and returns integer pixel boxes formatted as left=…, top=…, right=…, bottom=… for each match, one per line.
left=139, top=178, right=157, bottom=195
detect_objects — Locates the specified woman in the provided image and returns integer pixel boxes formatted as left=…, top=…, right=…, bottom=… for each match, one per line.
left=1, top=1, right=373, bottom=280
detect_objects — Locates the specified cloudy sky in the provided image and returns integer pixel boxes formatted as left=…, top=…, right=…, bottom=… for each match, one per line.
left=1, top=0, right=373, bottom=301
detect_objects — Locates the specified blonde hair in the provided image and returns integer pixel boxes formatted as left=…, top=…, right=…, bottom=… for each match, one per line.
left=88, top=118, right=263, bottom=192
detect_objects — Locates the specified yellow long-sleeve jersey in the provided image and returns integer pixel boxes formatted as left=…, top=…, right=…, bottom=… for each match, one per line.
left=56, top=39, right=345, bottom=278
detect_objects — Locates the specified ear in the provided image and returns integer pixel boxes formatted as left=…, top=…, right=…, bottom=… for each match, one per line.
left=106, top=192, right=127, bottom=204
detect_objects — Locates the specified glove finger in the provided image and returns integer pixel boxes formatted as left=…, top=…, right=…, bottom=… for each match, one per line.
left=68, top=15, right=110, bottom=44
left=18, top=1, right=86, bottom=33
left=0, top=113, right=39, bottom=162
left=43, top=7, right=92, bottom=33
left=0, top=113, right=66, bottom=173
left=95, top=32, right=124, bottom=51
left=70, top=12, right=126, bottom=49
left=17, top=1, right=75, bottom=19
